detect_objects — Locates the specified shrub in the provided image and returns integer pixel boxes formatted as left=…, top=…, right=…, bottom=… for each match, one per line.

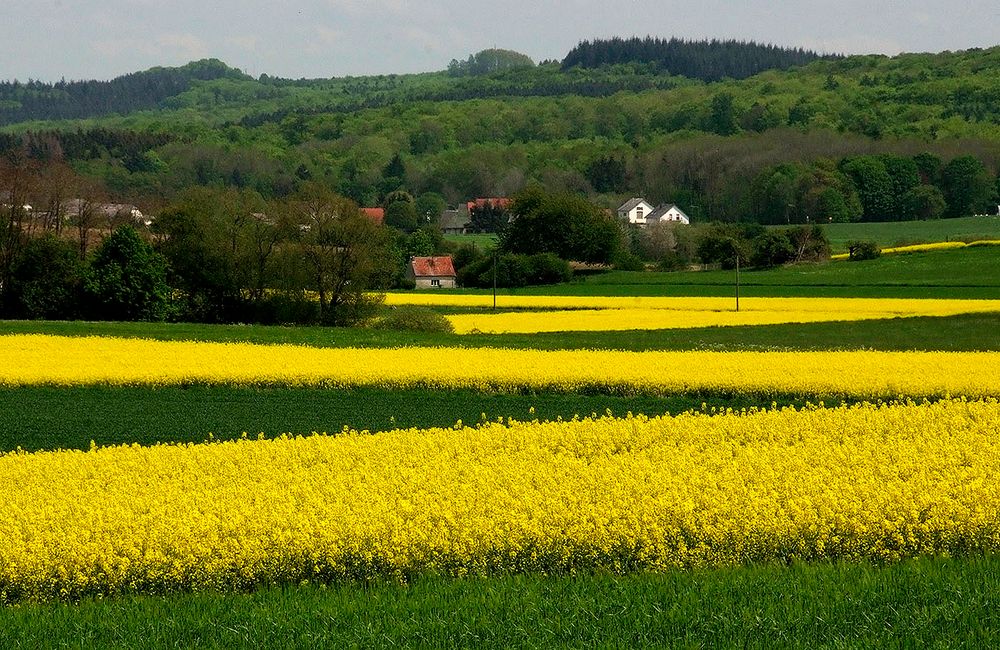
left=372, top=305, right=454, bottom=333
left=847, top=240, right=881, bottom=261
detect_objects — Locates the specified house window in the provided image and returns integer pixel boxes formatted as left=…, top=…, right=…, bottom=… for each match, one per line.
left=431, top=278, right=440, bottom=287
left=635, top=207, right=644, bottom=220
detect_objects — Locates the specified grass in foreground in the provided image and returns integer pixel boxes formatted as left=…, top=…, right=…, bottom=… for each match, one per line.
left=0, top=386, right=763, bottom=452
left=1, top=557, right=997, bottom=648
left=3, top=312, right=999, bottom=352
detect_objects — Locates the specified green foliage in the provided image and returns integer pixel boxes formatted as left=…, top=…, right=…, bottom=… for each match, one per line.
left=941, top=155, right=993, bottom=217
left=839, top=156, right=894, bottom=220
left=371, top=305, right=454, bottom=334
left=385, top=200, right=419, bottom=232
left=5, top=234, right=83, bottom=319
left=458, top=252, right=572, bottom=288
left=562, top=36, right=831, bottom=81
left=279, top=182, right=392, bottom=325
left=903, top=184, right=947, bottom=220
left=448, top=49, right=535, bottom=77
left=749, top=230, right=796, bottom=267
left=847, top=240, right=882, bottom=261
left=84, top=226, right=172, bottom=321
left=467, top=201, right=509, bottom=234
left=414, top=192, right=447, bottom=224
left=501, top=187, right=620, bottom=264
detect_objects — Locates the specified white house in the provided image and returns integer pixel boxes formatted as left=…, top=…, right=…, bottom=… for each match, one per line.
left=617, top=198, right=655, bottom=225
left=617, top=198, right=690, bottom=226
left=647, top=204, right=690, bottom=225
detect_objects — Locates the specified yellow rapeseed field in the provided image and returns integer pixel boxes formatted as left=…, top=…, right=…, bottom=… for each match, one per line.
left=2, top=399, right=999, bottom=601
left=385, top=293, right=1000, bottom=315
left=2, top=334, right=999, bottom=398
left=389, top=294, right=1000, bottom=334
left=444, top=306, right=970, bottom=334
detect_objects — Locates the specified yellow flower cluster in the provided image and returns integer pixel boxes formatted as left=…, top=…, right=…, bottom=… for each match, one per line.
left=445, top=303, right=998, bottom=334
left=2, top=334, right=999, bottom=399
left=385, top=292, right=1000, bottom=317
left=2, top=399, right=999, bottom=601
left=830, top=239, right=1000, bottom=260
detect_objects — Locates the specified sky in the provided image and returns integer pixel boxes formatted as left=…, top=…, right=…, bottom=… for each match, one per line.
left=2, top=0, right=998, bottom=82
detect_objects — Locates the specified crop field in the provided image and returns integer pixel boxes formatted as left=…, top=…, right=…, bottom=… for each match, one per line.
left=821, top=215, right=1000, bottom=251
left=3, top=253, right=1000, bottom=646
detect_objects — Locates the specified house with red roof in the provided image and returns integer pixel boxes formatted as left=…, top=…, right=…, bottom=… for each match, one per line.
left=360, top=207, right=385, bottom=225
left=407, top=255, right=457, bottom=289
left=466, top=197, right=511, bottom=212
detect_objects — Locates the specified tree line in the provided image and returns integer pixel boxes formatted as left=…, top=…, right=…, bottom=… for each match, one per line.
left=0, top=59, right=247, bottom=125
left=561, top=37, right=833, bottom=81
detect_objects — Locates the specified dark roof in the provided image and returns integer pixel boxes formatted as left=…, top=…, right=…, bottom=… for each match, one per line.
left=617, top=198, right=649, bottom=213
left=439, top=209, right=468, bottom=230
left=410, top=256, right=456, bottom=277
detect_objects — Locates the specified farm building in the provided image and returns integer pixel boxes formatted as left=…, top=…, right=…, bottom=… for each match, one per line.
left=407, top=255, right=457, bottom=289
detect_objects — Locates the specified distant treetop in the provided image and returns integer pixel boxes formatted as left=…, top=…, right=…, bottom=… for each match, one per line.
left=447, top=49, right=535, bottom=77
left=561, top=37, right=837, bottom=82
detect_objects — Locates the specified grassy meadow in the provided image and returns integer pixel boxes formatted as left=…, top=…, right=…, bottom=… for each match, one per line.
left=2, top=241, right=1000, bottom=647
left=821, top=215, right=1000, bottom=251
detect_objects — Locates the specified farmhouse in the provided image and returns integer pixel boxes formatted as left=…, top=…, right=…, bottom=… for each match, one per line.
left=360, top=207, right=385, bottom=225
left=439, top=209, right=468, bottom=235
left=407, top=255, right=457, bottom=289
left=647, top=204, right=690, bottom=225
left=617, top=198, right=690, bottom=226
left=617, top=198, right=654, bottom=225
left=466, top=197, right=511, bottom=212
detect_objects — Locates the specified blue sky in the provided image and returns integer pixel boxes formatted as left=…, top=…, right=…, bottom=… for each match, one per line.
left=3, top=0, right=998, bottom=81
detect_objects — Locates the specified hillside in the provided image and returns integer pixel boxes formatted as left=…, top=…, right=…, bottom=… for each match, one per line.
left=0, top=45, right=998, bottom=223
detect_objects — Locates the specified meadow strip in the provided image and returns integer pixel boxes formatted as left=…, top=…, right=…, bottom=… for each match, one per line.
left=2, top=334, right=999, bottom=398
left=2, top=399, right=1000, bottom=601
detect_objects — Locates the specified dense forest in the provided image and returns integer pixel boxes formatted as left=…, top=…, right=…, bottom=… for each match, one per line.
left=1, top=43, right=999, bottom=225
left=561, top=37, right=833, bottom=81
left=0, top=60, right=248, bottom=126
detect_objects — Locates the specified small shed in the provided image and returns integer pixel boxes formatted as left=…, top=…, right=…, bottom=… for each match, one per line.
left=408, top=256, right=457, bottom=289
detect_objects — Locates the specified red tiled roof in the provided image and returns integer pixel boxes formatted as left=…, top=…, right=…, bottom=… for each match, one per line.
left=361, top=207, right=384, bottom=225
left=410, top=256, right=456, bottom=277
left=466, top=197, right=511, bottom=212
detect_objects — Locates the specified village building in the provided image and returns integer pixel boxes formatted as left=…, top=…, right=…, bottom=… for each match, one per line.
left=616, top=198, right=690, bottom=226
left=360, top=207, right=385, bottom=225
left=439, top=209, right=468, bottom=235
left=407, top=255, right=457, bottom=289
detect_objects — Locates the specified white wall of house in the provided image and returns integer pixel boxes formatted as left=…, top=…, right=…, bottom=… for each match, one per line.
left=414, top=276, right=456, bottom=289
left=618, top=200, right=654, bottom=225
left=653, top=206, right=690, bottom=225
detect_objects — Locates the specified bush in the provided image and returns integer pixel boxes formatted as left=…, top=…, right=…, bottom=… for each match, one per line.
left=612, top=251, right=646, bottom=271
left=459, top=253, right=572, bottom=288
left=750, top=230, right=796, bottom=268
left=526, top=253, right=573, bottom=284
left=371, top=305, right=454, bottom=333
left=847, top=240, right=881, bottom=261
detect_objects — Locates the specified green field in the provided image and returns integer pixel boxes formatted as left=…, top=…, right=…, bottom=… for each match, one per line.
left=440, top=245, right=1000, bottom=299
left=2, top=557, right=999, bottom=648
left=4, top=312, right=1000, bottom=353
left=0, top=386, right=767, bottom=452
left=821, top=215, right=1000, bottom=251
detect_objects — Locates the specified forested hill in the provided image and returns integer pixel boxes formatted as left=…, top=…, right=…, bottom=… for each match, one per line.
left=561, top=37, right=834, bottom=81
left=0, top=59, right=249, bottom=125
